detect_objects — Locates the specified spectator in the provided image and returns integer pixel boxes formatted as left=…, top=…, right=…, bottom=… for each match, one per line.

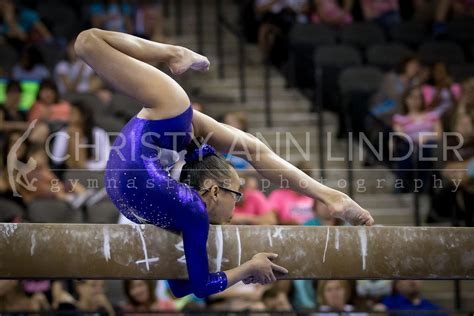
left=17, top=143, right=96, bottom=208
left=0, top=280, right=48, bottom=311
left=12, top=45, right=50, bottom=81
left=0, top=130, right=32, bottom=207
left=223, top=111, right=249, bottom=132
left=392, top=85, right=443, bottom=192
left=27, top=79, right=71, bottom=131
left=207, top=282, right=267, bottom=312
left=422, top=62, right=461, bottom=118
left=356, top=280, right=392, bottom=311
left=311, top=0, right=353, bottom=26
left=0, top=0, right=26, bottom=47
left=433, top=0, right=474, bottom=35
left=314, top=280, right=366, bottom=316
left=442, top=78, right=474, bottom=225
left=360, top=0, right=400, bottom=27
left=291, top=279, right=316, bottom=310
left=255, top=0, right=307, bottom=62
left=371, top=56, right=424, bottom=127
left=192, top=102, right=204, bottom=112
left=0, top=0, right=52, bottom=49
left=50, top=101, right=110, bottom=170
left=268, top=161, right=315, bottom=225
left=366, top=56, right=426, bottom=166
left=89, top=0, right=134, bottom=34
left=0, top=80, right=29, bottom=137
left=262, top=287, right=294, bottom=314
left=381, top=280, right=445, bottom=315
left=54, top=38, right=102, bottom=95
left=50, top=281, right=79, bottom=310
left=134, top=0, right=165, bottom=42
left=231, top=174, right=277, bottom=225
left=305, top=199, right=343, bottom=226
left=122, top=280, right=177, bottom=313
left=74, top=280, right=116, bottom=315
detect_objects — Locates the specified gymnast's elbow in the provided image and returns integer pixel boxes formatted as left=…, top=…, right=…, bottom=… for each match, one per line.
left=244, top=133, right=271, bottom=161
left=192, top=287, right=209, bottom=299
left=75, top=28, right=102, bottom=58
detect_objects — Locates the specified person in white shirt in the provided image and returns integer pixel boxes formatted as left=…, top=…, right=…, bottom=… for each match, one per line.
left=54, top=39, right=102, bottom=95
left=51, top=101, right=110, bottom=170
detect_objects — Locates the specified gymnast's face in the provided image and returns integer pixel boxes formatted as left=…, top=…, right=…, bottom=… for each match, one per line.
left=201, top=169, right=241, bottom=224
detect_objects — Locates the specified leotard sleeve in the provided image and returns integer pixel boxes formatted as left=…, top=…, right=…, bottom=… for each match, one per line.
left=167, top=199, right=227, bottom=298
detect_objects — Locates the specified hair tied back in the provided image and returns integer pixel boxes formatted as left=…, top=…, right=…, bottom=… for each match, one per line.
left=184, top=143, right=216, bottom=163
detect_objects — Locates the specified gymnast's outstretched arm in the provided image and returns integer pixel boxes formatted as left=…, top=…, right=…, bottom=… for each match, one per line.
left=192, top=110, right=374, bottom=226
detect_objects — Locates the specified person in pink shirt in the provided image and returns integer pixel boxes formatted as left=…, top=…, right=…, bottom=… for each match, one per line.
left=232, top=175, right=277, bottom=225
left=268, top=161, right=316, bottom=225
left=27, top=79, right=71, bottom=130
left=392, top=86, right=443, bottom=192
left=311, top=0, right=353, bottom=26
left=360, top=0, right=400, bottom=27
left=421, top=62, right=461, bottom=118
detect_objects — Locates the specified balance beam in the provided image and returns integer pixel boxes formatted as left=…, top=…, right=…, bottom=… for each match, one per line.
left=0, top=224, right=473, bottom=280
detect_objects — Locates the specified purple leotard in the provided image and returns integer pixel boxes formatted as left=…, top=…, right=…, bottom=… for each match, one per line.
left=104, top=105, right=227, bottom=298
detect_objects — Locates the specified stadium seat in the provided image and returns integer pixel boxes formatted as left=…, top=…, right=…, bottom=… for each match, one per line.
left=0, top=198, right=25, bottom=222
left=39, top=5, right=80, bottom=39
left=0, top=44, right=18, bottom=73
left=62, top=92, right=108, bottom=117
left=28, top=199, right=83, bottom=223
left=366, top=43, right=414, bottom=70
left=340, top=22, right=386, bottom=50
left=86, top=200, right=119, bottom=224
left=314, top=44, right=362, bottom=68
left=37, top=42, right=65, bottom=72
left=418, top=41, right=466, bottom=65
left=339, top=66, right=384, bottom=96
left=110, top=93, right=142, bottom=120
left=314, top=45, right=362, bottom=111
left=287, top=24, right=338, bottom=88
left=96, top=116, right=126, bottom=136
left=338, top=65, right=384, bottom=140
left=448, top=63, right=474, bottom=82
left=389, top=21, right=427, bottom=48
left=446, top=20, right=474, bottom=46
left=289, top=24, right=337, bottom=47
left=338, top=66, right=384, bottom=194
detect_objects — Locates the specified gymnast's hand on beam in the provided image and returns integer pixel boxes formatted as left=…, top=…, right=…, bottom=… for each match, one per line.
left=326, top=192, right=374, bottom=226
left=168, top=46, right=210, bottom=75
left=243, top=253, right=288, bottom=285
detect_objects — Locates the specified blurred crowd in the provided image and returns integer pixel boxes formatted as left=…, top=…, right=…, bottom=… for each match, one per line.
left=244, top=0, right=474, bottom=225
left=0, top=0, right=472, bottom=314
left=0, top=277, right=446, bottom=314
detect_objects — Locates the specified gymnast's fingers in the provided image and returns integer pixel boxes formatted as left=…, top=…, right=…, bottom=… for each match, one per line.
left=271, top=262, right=289, bottom=275
left=264, top=253, right=279, bottom=260
left=269, top=271, right=277, bottom=283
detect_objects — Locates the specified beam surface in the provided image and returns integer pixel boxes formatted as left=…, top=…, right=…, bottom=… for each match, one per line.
left=0, top=224, right=473, bottom=280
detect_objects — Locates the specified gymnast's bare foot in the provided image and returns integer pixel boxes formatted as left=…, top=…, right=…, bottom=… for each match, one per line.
left=168, top=46, right=210, bottom=75
left=326, top=192, right=374, bottom=226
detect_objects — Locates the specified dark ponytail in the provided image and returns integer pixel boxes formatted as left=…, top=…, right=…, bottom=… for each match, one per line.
left=180, top=137, right=234, bottom=189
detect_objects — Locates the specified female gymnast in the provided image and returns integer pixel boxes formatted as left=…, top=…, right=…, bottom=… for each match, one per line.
left=74, top=28, right=374, bottom=298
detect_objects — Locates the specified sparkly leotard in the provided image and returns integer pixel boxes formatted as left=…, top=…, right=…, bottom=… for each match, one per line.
left=104, top=105, right=227, bottom=298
